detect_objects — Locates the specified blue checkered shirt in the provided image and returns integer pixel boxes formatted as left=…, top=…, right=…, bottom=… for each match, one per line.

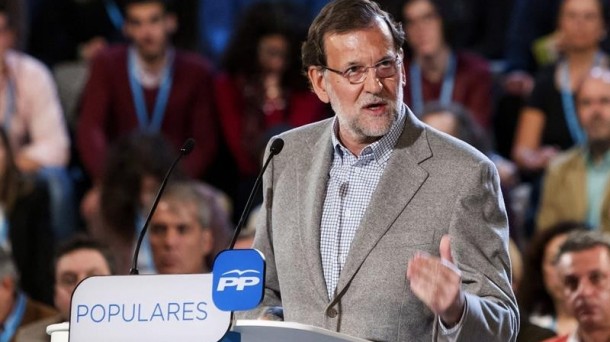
left=320, top=107, right=406, bottom=299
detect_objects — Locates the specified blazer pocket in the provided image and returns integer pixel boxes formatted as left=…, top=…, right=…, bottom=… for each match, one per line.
left=376, top=229, right=435, bottom=249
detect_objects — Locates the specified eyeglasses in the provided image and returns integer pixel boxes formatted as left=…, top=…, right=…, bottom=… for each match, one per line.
left=322, top=55, right=402, bottom=84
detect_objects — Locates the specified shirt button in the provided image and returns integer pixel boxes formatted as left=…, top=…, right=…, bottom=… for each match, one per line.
left=326, top=307, right=338, bottom=318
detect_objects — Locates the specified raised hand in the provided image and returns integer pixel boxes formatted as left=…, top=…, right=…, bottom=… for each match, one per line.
left=407, top=235, right=466, bottom=326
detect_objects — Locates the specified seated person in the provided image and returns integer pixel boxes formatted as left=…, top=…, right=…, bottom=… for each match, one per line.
left=0, top=248, right=57, bottom=341
left=149, top=181, right=232, bottom=274
left=15, top=234, right=115, bottom=341
left=544, top=230, right=610, bottom=342
left=538, top=67, right=610, bottom=233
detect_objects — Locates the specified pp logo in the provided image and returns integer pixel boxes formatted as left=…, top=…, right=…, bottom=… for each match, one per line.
left=217, top=270, right=261, bottom=291
left=212, top=249, right=265, bottom=311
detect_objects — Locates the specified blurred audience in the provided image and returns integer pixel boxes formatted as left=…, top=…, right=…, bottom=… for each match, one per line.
left=0, top=248, right=57, bottom=342
left=0, top=128, right=54, bottom=305
left=26, top=0, right=126, bottom=67
left=77, top=0, right=218, bottom=184
left=420, top=102, right=522, bottom=242
left=538, top=67, right=610, bottom=232
left=0, top=2, right=75, bottom=242
left=214, top=1, right=327, bottom=220
left=519, top=222, right=588, bottom=336
left=83, top=132, right=185, bottom=275
left=509, top=239, right=556, bottom=342
left=15, top=234, right=115, bottom=341
left=149, top=180, right=232, bottom=274
left=512, top=0, right=608, bottom=174
left=401, top=0, right=493, bottom=129
left=544, top=230, right=610, bottom=342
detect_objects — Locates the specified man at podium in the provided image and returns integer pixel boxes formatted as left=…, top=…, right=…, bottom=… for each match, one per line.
left=239, top=0, right=519, bottom=341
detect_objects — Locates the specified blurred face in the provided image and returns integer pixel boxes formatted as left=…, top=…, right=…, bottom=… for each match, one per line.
left=558, top=0, right=605, bottom=52
left=403, top=0, right=444, bottom=57
left=543, top=234, right=569, bottom=302
left=422, top=111, right=458, bottom=136
left=577, top=75, right=610, bottom=144
left=54, top=249, right=112, bottom=319
left=308, top=18, right=405, bottom=149
left=0, top=14, right=14, bottom=58
left=557, top=246, right=610, bottom=331
left=149, top=200, right=212, bottom=274
left=123, top=3, right=175, bottom=61
left=258, top=34, right=289, bottom=74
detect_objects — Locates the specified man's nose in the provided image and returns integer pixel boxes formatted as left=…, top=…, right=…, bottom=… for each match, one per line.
left=363, top=68, right=383, bottom=94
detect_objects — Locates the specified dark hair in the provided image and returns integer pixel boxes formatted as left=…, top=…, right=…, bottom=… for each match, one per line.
left=558, top=0, right=609, bottom=27
left=301, top=0, right=405, bottom=70
left=123, top=0, right=172, bottom=14
left=0, top=0, right=15, bottom=30
left=421, top=101, right=491, bottom=154
left=54, top=234, right=117, bottom=276
left=221, top=1, right=309, bottom=91
left=100, top=132, right=185, bottom=242
left=399, top=0, right=456, bottom=53
left=556, top=230, right=610, bottom=263
left=0, top=128, right=22, bottom=212
left=518, top=221, right=590, bottom=316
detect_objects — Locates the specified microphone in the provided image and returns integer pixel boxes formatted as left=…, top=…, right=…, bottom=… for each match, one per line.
left=228, top=138, right=284, bottom=249
left=129, top=138, right=195, bottom=275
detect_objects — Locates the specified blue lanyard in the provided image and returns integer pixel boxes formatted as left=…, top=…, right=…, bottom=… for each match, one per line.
left=0, top=292, right=26, bottom=342
left=2, top=78, right=15, bottom=132
left=410, top=52, right=456, bottom=114
left=127, top=48, right=174, bottom=133
left=103, top=0, right=124, bottom=31
left=559, top=52, right=603, bottom=145
left=0, top=209, right=9, bottom=250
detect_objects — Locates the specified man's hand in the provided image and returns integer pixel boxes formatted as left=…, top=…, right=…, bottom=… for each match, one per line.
left=407, top=235, right=465, bottom=326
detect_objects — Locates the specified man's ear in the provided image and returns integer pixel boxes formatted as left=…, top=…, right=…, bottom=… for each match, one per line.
left=308, top=67, right=330, bottom=103
left=398, top=48, right=406, bottom=87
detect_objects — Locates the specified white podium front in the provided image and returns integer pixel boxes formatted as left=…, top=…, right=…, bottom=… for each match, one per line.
left=231, top=320, right=370, bottom=342
left=47, top=320, right=370, bottom=342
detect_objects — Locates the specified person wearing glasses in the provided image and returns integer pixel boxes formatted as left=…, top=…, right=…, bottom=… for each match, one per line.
left=15, top=234, right=115, bottom=341
left=238, top=0, right=518, bottom=341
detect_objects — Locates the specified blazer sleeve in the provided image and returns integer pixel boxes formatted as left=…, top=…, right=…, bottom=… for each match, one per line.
left=436, top=160, right=519, bottom=341
left=235, top=143, right=283, bottom=320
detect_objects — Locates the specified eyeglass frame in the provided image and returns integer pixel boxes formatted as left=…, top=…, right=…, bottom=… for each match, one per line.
left=321, top=54, right=403, bottom=84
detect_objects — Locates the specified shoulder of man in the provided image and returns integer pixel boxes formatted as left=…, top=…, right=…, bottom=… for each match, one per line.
left=15, top=314, right=63, bottom=342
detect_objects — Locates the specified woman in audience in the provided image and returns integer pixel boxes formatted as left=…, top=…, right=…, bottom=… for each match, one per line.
left=214, top=1, right=328, bottom=220
left=401, top=0, right=493, bottom=129
left=86, top=132, right=186, bottom=274
left=512, top=0, right=608, bottom=173
left=0, top=128, right=54, bottom=304
left=519, top=221, right=588, bottom=336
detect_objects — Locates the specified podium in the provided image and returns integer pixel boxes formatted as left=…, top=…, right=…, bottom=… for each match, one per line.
left=231, top=320, right=369, bottom=342
left=47, top=320, right=369, bottom=342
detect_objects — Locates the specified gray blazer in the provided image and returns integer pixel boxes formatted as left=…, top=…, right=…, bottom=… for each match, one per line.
left=242, top=109, right=519, bottom=341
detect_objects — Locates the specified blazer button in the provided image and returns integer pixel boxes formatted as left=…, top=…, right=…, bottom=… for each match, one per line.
left=326, top=308, right=338, bottom=318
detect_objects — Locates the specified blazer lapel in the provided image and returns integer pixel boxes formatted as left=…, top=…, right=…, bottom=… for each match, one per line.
left=297, top=122, right=334, bottom=302
left=334, top=112, right=432, bottom=299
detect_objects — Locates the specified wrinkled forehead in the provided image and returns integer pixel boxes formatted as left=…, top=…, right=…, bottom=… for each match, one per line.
left=557, top=246, right=610, bottom=275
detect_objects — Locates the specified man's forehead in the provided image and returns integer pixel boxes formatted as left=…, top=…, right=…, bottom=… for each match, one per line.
left=558, top=246, right=610, bottom=273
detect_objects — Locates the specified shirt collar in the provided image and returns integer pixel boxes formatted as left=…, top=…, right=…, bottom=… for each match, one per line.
left=584, top=147, right=610, bottom=170
left=330, top=104, right=406, bottom=166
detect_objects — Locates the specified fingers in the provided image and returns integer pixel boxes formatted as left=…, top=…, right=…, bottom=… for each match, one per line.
left=407, top=253, right=462, bottom=316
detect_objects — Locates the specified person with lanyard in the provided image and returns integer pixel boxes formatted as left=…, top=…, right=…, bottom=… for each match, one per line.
left=401, top=0, right=493, bottom=130
left=0, top=248, right=57, bottom=342
left=0, top=3, right=75, bottom=243
left=77, top=0, right=218, bottom=225
left=537, top=67, right=610, bottom=234
left=512, top=0, right=608, bottom=175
